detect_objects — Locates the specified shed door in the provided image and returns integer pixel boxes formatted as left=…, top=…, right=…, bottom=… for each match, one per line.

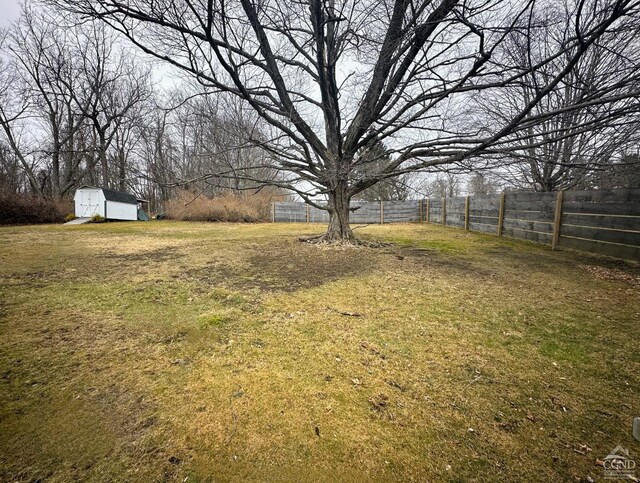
left=80, top=190, right=100, bottom=217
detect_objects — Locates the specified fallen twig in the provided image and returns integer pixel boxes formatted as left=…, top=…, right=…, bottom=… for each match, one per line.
left=329, top=307, right=363, bottom=317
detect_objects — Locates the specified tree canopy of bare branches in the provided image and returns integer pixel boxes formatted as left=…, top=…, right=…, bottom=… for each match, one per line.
left=477, top=1, right=640, bottom=191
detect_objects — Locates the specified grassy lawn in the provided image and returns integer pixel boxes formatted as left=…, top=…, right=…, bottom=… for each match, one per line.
left=0, top=221, right=639, bottom=482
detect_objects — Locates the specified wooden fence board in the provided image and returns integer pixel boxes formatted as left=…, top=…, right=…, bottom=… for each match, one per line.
left=468, top=215, right=499, bottom=225
left=382, top=201, right=420, bottom=223
left=470, top=194, right=501, bottom=202
left=503, top=218, right=554, bottom=233
left=469, top=207, right=500, bottom=216
left=504, top=199, right=557, bottom=211
left=502, top=227, right=553, bottom=244
left=503, top=210, right=556, bottom=222
left=505, top=191, right=558, bottom=202
left=382, top=207, right=418, bottom=212
left=447, top=221, right=465, bottom=228
left=445, top=213, right=465, bottom=223
left=309, top=207, right=330, bottom=223
left=561, top=213, right=640, bottom=231
left=469, top=198, right=501, bottom=211
left=563, top=188, right=640, bottom=203
left=560, top=224, right=640, bottom=247
left=275, top=202, right=308, bottom=222
left=350, top=206, right=381, bottom=223
left=562, top=201, right=640, bottom=216
left=468, top=222, right=499, bottom=233
left=383, top=208, right=419, bottom=213
left=559, top=235, right=640, bottom=259
left=446, top=201, right=466, bottom=208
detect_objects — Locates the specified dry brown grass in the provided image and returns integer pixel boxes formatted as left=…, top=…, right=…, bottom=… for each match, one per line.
left=0, top=221, right=639, bottom=482
left=165, top=190, right=280, bottom=222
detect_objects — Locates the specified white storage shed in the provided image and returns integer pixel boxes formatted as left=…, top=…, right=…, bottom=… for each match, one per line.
left=74, top=186, right=140, bottom=221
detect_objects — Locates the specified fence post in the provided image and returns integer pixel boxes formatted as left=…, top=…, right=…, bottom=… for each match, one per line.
left=552, top=190, right=564, bottom=250
left=464, top=196, right=470, bottom=230
left=426, top=199, right=430, bottom=223
left=442, top=198, right=447, bottom=226
left=380, top=200, right=384, bottom=224
left=419, top=199, right=423, bottom=222
left=272, top=202, right=276, bottom=223
left=306, top=204, right=310, bottom=223
left=497, top=192, right=505, bottom=236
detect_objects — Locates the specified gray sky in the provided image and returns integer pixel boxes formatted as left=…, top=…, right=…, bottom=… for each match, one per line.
left=0, top=0, right=21, bottom=27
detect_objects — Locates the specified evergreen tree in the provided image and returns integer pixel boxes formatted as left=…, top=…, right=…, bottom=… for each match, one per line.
left=352, top=139, right=409, bottom=201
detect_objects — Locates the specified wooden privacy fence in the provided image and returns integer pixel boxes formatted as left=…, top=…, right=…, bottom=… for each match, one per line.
left=273, top=188, right=640, bottom=260
left=273, top=200, right=420, bottom=225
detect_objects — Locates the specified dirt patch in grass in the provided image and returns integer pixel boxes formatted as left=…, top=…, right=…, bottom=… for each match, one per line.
left=184, top=241, right=380, bottom=292
left=398, top=246, right=498, bottom=279
left=484, top=242, right=640, bottom=279
left=246, top=242, right=380, bottom=290
left=105, top=245, right=185, bottom=263
left=0, top=270, right=54, bottom=288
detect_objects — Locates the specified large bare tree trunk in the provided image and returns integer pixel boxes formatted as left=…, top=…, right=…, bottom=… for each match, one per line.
left=118, top=148, right=126, bottom=192
left=99, top=133, right=109, bottom=188
left=51, top=150, right=60, bottom=198
left=323, top=181, right=355, bottom=243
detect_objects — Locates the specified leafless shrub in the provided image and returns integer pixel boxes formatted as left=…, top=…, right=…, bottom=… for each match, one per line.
left=0, top=193, right=72, bottom=225
left=165, top=190, right=279, bottom=222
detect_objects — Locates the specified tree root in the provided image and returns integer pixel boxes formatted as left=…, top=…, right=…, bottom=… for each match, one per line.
left=298, top=234, right=391, bottom=248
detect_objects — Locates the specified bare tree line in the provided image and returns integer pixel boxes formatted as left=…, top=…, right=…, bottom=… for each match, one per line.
left=0, top=5, right=282, bottom=212
left=1, top=0, right=639, bottom=239
left=0, top=8, right=152, bottom=198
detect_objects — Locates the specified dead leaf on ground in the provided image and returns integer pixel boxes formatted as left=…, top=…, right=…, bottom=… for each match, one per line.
left=368, top=393, right=389, bottom=411
left=573, top=444, right=592, bottom=455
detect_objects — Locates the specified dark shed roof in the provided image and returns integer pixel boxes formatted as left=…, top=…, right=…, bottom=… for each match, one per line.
left=101, top=188, right=138, bottom=204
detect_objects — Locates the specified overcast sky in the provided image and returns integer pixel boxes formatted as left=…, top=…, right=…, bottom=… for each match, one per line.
left=1, top=0, right=21, bottom=27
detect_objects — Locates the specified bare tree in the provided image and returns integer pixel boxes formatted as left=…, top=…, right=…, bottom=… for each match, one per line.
left=173, top=92, right=282, bottom=193
left=0, top=8, right=86, bottom=198
left=591, top=151, right=640, bottom=188
left=467, top=173, right=499, bottom=196
left=419, top=172, right=463, bottom=199
left=135, top=92, right=189, bottom=211
left=44, top=0, right=640, bottom=240
left=0, top=141, right=26, bottom=195
left=70, top=23, right=152, bottom=189
left=130, top=88, right=283, bottom=211
left=477, top=1, right=640, bottom=191
left=111, top=105, right=146, bottom=192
